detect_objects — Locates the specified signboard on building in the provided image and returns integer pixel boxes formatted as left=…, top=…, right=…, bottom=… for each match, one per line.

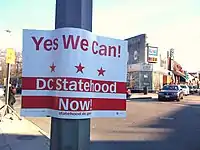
left=160, top=55, right=167, bottom=69
left=147, top=46, right=158, bottom=63
left=126, top=34, right=146, bottom=64
left=141, top=63, right=153, bottom=71
left=128, top=63, right=153, bottom=72
left=21, top=28, right=128, bottom=119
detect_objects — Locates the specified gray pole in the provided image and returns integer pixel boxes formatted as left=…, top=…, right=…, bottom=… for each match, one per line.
left=50, top=0, right=92, bottom=150
left=5, top=63, right=11, bottom=114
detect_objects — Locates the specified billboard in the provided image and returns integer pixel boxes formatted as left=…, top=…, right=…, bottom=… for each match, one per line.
left=126, top=34, right=146, bottom=64
left=147, top=46, right=158, bottom=63
left=21, top=28, right=128, bottom=119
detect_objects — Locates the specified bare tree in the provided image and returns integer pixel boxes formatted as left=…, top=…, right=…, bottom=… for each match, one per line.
left=0, top=49, right=22, bottom=84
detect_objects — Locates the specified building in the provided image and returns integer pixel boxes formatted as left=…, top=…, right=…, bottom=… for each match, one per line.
left=126, top=34, right=171, bottom=92
left=126, top=34, right=152, bottom=91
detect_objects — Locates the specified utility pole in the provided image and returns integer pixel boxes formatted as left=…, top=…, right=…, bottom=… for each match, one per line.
left=50, top=0, right=92, bottom=150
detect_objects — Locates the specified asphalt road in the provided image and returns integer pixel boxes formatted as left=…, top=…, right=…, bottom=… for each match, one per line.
left=4, top=95, right=200, bottom=150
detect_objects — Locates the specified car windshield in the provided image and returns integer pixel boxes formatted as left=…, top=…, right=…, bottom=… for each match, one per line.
left=188, top=86, right=193, bottom=89
left=162, top=85, right=179, bottom=91
left=193, top=86, right=197, bottom=89
left=180, top=85, right=186, bottom=88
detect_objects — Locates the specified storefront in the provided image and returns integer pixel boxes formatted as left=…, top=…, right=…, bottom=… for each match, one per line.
left=127, top=63, right=153, bottom=91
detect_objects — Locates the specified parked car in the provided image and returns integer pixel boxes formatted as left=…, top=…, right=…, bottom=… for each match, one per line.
left=158, top=85, right=184, bottom=101
left=193, top=86, right=198, bottom=93
left=188, top=85, right=194, bottom=94
left=180, top=84, right=190, bottom=96
left=198, top=88, right=200, bottom=94
left=0, top=85, right=4, bottom=97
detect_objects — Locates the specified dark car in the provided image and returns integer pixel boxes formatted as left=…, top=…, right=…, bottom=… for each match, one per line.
left=158, top=85, right=184, bottom=101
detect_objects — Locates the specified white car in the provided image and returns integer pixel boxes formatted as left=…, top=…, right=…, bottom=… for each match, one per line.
left=180, top=85, right=190, bottom=96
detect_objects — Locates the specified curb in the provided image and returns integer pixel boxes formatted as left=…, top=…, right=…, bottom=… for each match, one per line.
left=26, top=118, right=50, bottom=139
left=25, top=118, right=50, bottom=147
left=129, top=97, right=153, bottom=100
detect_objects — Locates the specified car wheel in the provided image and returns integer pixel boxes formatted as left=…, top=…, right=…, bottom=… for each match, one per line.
left=181, top=94, right=184, bottom=99
left=176, top=96, right=180, bottom=101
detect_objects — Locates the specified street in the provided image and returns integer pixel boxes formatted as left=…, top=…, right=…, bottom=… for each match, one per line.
left=3, top=95, right=200, bottom=150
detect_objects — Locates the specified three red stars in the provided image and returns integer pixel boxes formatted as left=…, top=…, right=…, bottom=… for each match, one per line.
left=97, top=67, right=106, bottom=76
left=49, top=62, right=106, bottom=76
left=50, top=62, right=56, bottom=72
left=75, top=63, right=85, bottom=73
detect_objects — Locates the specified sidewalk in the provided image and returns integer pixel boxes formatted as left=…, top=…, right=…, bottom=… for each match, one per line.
left=130, top=93, right=158, bottom=99
left=0, top=104, right=49, bottom=150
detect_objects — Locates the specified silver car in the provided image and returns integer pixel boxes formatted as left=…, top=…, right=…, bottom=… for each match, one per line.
left=180, top=85, right=190, bottom=96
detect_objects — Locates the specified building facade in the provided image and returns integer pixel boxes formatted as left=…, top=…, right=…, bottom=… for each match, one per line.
left=126, top=34, right=171, bottom=92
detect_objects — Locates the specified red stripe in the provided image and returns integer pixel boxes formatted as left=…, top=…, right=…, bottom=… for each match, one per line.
left=21, top=96, right=126, bottom=111
left=22, top=77, right=126, bottom=93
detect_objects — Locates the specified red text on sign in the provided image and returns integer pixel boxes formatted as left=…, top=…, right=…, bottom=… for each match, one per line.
left=62, top=35, right=121, bottom=57
left=62, top=35, right=89, bottom=51
left=31, top=36, right=59, bottom=51
left=91, top=41, right=121, bottom=57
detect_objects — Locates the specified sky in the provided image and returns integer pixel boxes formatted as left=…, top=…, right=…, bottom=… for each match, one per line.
left=0, top=0, right=200, bottom=71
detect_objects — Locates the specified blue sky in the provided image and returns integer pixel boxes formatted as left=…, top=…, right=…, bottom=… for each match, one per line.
left=0, top=0, right=200, bottom=71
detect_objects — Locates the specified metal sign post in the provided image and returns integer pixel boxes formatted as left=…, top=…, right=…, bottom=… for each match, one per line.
left=50, top=0, right=92, bottom=150
left=0, top=48, right=21, bottom=121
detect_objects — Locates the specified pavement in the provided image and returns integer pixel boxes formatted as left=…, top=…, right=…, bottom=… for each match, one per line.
left=1, top=94, right=200, bottom=150
left=0, top=99, right=49, bottom=150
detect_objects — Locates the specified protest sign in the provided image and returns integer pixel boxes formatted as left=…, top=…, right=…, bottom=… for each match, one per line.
left=21, top=28, right=128, bottom=119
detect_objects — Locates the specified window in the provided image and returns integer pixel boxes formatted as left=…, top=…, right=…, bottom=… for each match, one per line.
left=180, top=85, right=186, bottom=88
left=162, top=85, right=179, bottom=90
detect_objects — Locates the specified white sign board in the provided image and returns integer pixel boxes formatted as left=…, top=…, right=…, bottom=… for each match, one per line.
left=21, top=28, right=128, bottom=119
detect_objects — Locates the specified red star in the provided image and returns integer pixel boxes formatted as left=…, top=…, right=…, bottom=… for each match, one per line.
left=75, top=63, right=85, bottom=73
left=97, top=67, right=106, bottom=76
left=50, top=62, right=56, bottom=72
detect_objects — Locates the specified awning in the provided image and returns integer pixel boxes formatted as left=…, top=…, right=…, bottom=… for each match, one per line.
left=172, top=70, right=186, bottom=77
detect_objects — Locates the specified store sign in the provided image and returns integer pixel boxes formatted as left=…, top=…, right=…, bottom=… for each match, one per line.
left=127, top=63, right=152, bottom=72
left=21, top=28, right=128, bottom=119
left=6, top=48, right=16, bottom=64
left=147, top=46, right=158, bottom=63
left=141, top=63, right=153, bottom=71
